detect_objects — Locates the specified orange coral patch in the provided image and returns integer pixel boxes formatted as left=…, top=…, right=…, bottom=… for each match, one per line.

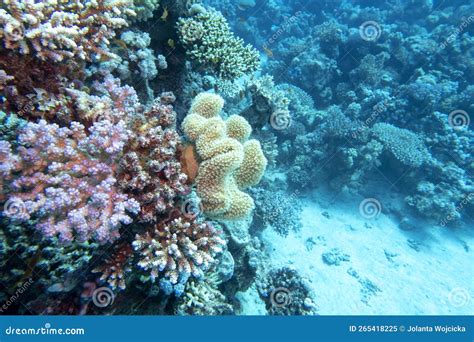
left=179, top=144, right=199, bottom=184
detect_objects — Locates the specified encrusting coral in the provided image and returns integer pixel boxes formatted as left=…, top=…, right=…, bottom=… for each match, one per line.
left=132, top=212, right=226, bottom=295
left=182, top=92, right=267, bottom=220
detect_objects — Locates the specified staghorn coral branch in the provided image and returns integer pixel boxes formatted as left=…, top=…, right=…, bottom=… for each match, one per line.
left=133, top=213, right=225, bottom=295
left=0, top=0, right=136, bottom=62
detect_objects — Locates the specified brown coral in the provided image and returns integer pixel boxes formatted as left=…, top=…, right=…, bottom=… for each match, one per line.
left=92, top=243, right=133, bottom=290
left=117, top=93, right=188, bottom=222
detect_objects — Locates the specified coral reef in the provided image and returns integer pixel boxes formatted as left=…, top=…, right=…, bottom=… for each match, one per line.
left=177, top=6, right=260, bottom=79
left=86, top=29, right=162, bottom=101
left=182, top=92, right=267, bottom=220
left=132, top=213, right=226, bottom=295
left=0, top=0, right=135, bottom=62
left=322, top=248, right=351, bottom=266
left=92, top=243, right=133, bottom=290
left=176, top=276, right=233, bottom=315
left=1, top=119, right=139, bottom=244
left=257, top=267, right=317, bottom=315
left=0, top=218, right=99, bottom=312
left=117, top=92, right=188, bottom=222
left=371, top=123, right=431, bottom=167
left=1, top=0, right=472, bottom=318
left=251, top=187, right=302, bottom=237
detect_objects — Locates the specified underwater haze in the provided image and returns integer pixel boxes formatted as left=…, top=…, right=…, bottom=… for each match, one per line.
left=0, top=0, right=472, bottom=316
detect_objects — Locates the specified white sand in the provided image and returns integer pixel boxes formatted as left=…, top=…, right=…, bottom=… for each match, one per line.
left=239, top=190, right=474, bottom=315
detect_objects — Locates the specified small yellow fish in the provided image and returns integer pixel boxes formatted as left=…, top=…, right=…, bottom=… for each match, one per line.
left=99, top=54, right=114, bottom=62
left=161, top=7, right=169, bottom=21
left=114, top=39, right=128, bottom=50
left=263, top=46, right=274, bottom=58
left=167, top=39, right=175, bottom=48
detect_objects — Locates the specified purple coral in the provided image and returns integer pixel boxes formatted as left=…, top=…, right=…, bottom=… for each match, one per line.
left=0, top=140, right=16, bottom=177
left=2, top=119, right=139, bottom=244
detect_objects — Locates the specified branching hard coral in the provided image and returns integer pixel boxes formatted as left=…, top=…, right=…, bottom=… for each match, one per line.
left=92, top=243, right=133, bottom=290
left=0, top=220, right=99, bottom=306
left=277, top=83, right=314, bottom=109
left=119, top=30, right=158, bottom=80
left=0, top=0, right=136, bottom=62
left=61, top=74, right=141, bottom=125
left=1, top=119, right=140, bottom=244
left=177, top=6, right=260, bottom=79
left=176, top=277, right=233, bottom=315
left=226, top=115, right=252, bottom=143
left=0, top=68, right=13, bottom=90
left=372, top=123, right=430, bottom=167
left=257, top=267, right=317, bottom=315
left=132, top=213, right=226, bottom=295
left=117, top=93, right=189, bottom=222
left=131, top=0, right=160, bottom=22
left=251, top=187, right=302, bottom=237
left=0, top=51, right=82, bottom=122
left=86, top=30, right=160, bottom=101
left=182, top=92, right=267, bottom=220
